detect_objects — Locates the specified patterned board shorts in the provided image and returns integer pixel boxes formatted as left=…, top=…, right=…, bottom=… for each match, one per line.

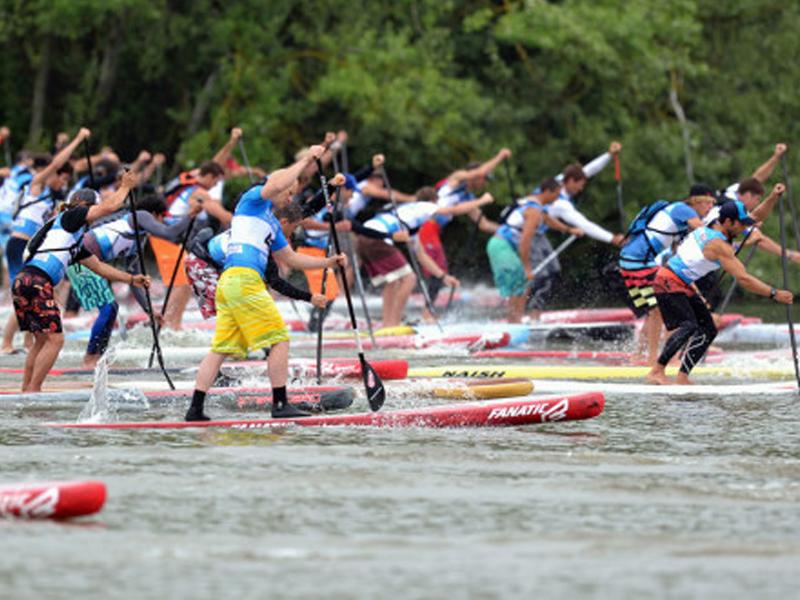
left=356, top=236, right=412, bottom=287
left=13, top=267, right=62, bottom=333
left=185, top=252, right=219, bottom=319
left=619, top=266, right=659, bottom=317
left=211, top=267, right=289, bottom=358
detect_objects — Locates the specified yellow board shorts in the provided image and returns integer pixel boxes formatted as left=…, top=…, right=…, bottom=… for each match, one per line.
left=150, top=236, right=189, bottom=286
left=297, top=246, right=339, bottom=301
left=211, top=267, right=289, bottom=358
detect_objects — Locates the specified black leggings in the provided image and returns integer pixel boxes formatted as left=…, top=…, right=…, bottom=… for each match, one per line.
left=656, top=292, right=717, bottom=374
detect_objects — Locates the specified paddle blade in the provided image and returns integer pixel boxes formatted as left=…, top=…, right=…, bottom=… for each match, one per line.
left=360, top=355, right=385, bottom=411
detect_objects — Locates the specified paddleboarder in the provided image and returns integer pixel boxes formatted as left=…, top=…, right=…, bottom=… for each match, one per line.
left=13, top=177, right=150, bottom=393
left=646, top=200, right=793, bottom=385
left=185, top=142, right=348, bottom=422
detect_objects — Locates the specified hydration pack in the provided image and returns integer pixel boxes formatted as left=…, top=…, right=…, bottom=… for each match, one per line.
left=625, top=200, right=670, bottom=239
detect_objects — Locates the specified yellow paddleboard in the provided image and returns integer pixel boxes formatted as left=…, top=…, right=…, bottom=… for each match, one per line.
left=408, top=364, right=794, bottom=381
left=373, top=325, right=416, bottom=337
left=433, top=377, right=534, bottom=400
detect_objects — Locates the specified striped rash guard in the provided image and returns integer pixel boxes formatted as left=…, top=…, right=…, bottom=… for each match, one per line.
left=664, top=226, right=727, bottom=285
left=223, top=184, right=288, bottom=277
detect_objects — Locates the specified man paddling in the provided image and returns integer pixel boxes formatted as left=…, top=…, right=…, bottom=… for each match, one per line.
left=646, top=200, right=793, bottom=385
left=185, top=142, right=347, bottom=422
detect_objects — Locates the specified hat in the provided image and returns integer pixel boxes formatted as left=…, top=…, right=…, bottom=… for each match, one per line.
left=718, top=200, right=756, bottom=225
left=342, top=173, right=358, bottom=191
left=67, top=188, right=100, bottom=205
left=688, top=182, right=716, bottom=198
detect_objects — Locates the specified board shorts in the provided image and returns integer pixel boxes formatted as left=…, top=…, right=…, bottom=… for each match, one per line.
left=653, top=267, right=709, bottom=331
left=150, top=236, right=188, bottom=286
left=618, top=265, right=659, bottom=318
left=211, top=267, right=289, bottom=358
left=297, top=246, right=338, bottom=301
left=486, top=236, right=528, bottom=298
left=185, top=252, right=219, bottom=319
left=356, top=236, right=412, bottom=288
left=66, top=264, right=115, bottom=311
left=12, top=266, right=62, bottom=333
left=418, top=220, right=447, bottom=277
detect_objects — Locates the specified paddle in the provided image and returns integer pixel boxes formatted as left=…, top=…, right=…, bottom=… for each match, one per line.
left=531, top=234, right=577, bottom=279
left=345, top=227, right=376, bottom=345
left=778, top=190, right=800, bottom=391
left=128, top=190, right=175, bottom=390
left=614, top=153, right=625, bottom=230
left=314, top=233, right=334, bottom=386
left=782, top=154, right=800, bottom=250
left=147, top=215, right=196, bottom=368
left=2, top=131, right=10, bottom=168
left=381, top=167, right=444, bottom=333
left=238, top=136, right=254, bottom=184
left=83, top=139, right=95, bottom=190
left=316, top=160, right=385, bottom=410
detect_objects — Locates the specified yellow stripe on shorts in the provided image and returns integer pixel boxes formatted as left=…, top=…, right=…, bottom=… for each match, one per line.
left=211, top=267, right=289, bottom=358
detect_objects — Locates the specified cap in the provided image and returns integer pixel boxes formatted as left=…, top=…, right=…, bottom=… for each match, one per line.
left=688, top=183, right=716, bottom=198
left=718, top=200, right=756, bottom=225
left=342, top=173, right=358, bottom=191
left=67, top=188, right=100, bottom=205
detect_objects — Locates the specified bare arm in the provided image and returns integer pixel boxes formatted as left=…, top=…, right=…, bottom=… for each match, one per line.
left=211, top=128, right=242, bottom=168
left=87, top=169, right=137, bottom=223
left=274, top=245, right=347, bottom=271
left=447, top=148, right=511, bottom=187
left=194, top=188, right=232, bottom=227
left=31, top=128, right=91, bottom=195
left=751, top=143, right=788, bottom=183
left=360, top=181, right=416, bottom=203
left=414, top=243, right=459, bottom=287
left=434, top=193, right=494, bottom=217
left=261, top=144, right=326, bottom=200
left=749, top=183, right=786, bottom=223
left=518, top=209, right=544, bottom=279
left=704, top=238, right=785, bottom=299
left=79, top=254, right=150, bottom=287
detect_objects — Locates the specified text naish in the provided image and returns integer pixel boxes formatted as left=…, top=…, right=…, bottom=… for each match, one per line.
left=442, top=370, right=508, bottom=378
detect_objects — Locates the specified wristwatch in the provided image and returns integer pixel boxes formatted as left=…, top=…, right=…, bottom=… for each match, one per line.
left=770, top=288, right=778, bottom=299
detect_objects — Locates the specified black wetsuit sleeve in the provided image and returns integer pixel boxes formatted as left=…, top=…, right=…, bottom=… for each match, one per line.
left=136, top=211, right=191, bottom=243
left=301, top=182, right=341, bottom=217
left=352, top=163, right=374, bottom=182
left=265, top=255, right=312, bottom=302
left=60, top=206, right=90, bottom=232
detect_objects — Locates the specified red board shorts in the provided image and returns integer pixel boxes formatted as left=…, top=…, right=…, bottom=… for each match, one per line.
left=13, top=267, right=62, bottom=333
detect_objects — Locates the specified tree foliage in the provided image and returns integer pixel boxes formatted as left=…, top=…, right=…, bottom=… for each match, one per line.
left=1, top=0, right=798, bottom=297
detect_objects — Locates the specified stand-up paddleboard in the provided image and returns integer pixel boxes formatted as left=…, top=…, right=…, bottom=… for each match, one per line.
left=430, top=377, right=534, bottom=399
left=48, top=393, right=604, bottom=430
left=0, top=358, right=409, bottom=381
left=414, top=323, right=530, bottom=347
left=225, top=358, right=409, bottom=380
left=289, top=331, right=511, bottom=352
left=408, top=364, right=794, bottom=380
left=530, top=379, right=797, bottom=397
left=144, top=386, right=355, bottom=412
left=0, top=480, right=106, bottom=519
left=0, top=385, right=354, bottom=412
left=527, top=321, right=636, bottom=343
left=471, top=349, right=635, bottom=361
left=536, top=307, right=636, bottom=324
left=716, top=323, right=800, bottom=345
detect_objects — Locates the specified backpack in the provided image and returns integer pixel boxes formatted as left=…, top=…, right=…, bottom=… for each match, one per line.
left=163, top=172, right=198, bottom=207
left=625, top=200, right=670, bottom=240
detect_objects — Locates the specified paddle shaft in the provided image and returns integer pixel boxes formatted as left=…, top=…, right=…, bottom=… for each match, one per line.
left=531, top=234, right=577, bottom=279
left=778, top=192, right=800, bottom=391
left=83, top=139, right=95, bottom=190
left=129, top=193, right=175, bottom=390
left=316, top=160, right=385, bottom=410
left=147, top=216, right=196, bottom=368
left=782, top=154, right=800, bottom=250
left=380, top=168, right=444, bottom=332
left=238, top=137, right=254, bottom=184
left=614, top=154, right=625, bottom=230
left=3, top=136, right=10, bottom=168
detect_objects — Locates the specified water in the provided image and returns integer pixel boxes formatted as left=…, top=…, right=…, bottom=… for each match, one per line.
left=2, top=307, right=800, bottom=598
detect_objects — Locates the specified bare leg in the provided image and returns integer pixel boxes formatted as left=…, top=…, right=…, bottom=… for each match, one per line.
left=24, top=332, right=64, bottom=392
left=164, top=285, right=192, bottom=330
left=508, top=295, right=526, bottom=323
left=194, top=351, right=229, bottom=392
left=21, top=334, right=44, bottom=391
left=2, top=312, right=18, bottom=352
left=267, top=340, right=289, bottom=388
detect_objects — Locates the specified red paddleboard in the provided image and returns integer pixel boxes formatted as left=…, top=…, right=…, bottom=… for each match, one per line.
left=224, top=358, right=409, bottom=380
left=0, top=480, right=106, bottom=519
left=536, top=308, right=636, bottom=324
left=291, top=332, right=510, bottom=352
left=145, top=386, right=354, bottom=412
left=49, top=393, right=604, bottom=430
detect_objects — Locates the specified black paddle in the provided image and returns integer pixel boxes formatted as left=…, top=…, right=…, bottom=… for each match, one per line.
left=238, top=136, right=254, bottom=184
left=381, top=167, right=444, bottom=332
left=129, top=191, right=175, bottom=390
left=316, top=160, right=385, bottom=411
left=614, top=153, right=625, bottom=230
left=778, top=191, right=800, bottom=392
left=147, top=216, right=196, bottom=368
left=782, top=154, right=800, bottom=250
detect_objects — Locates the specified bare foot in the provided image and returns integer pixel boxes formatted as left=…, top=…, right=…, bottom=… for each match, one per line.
left=674, top=374, right=695, bottom=385
left=646, top=371, right=674, bottom=385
